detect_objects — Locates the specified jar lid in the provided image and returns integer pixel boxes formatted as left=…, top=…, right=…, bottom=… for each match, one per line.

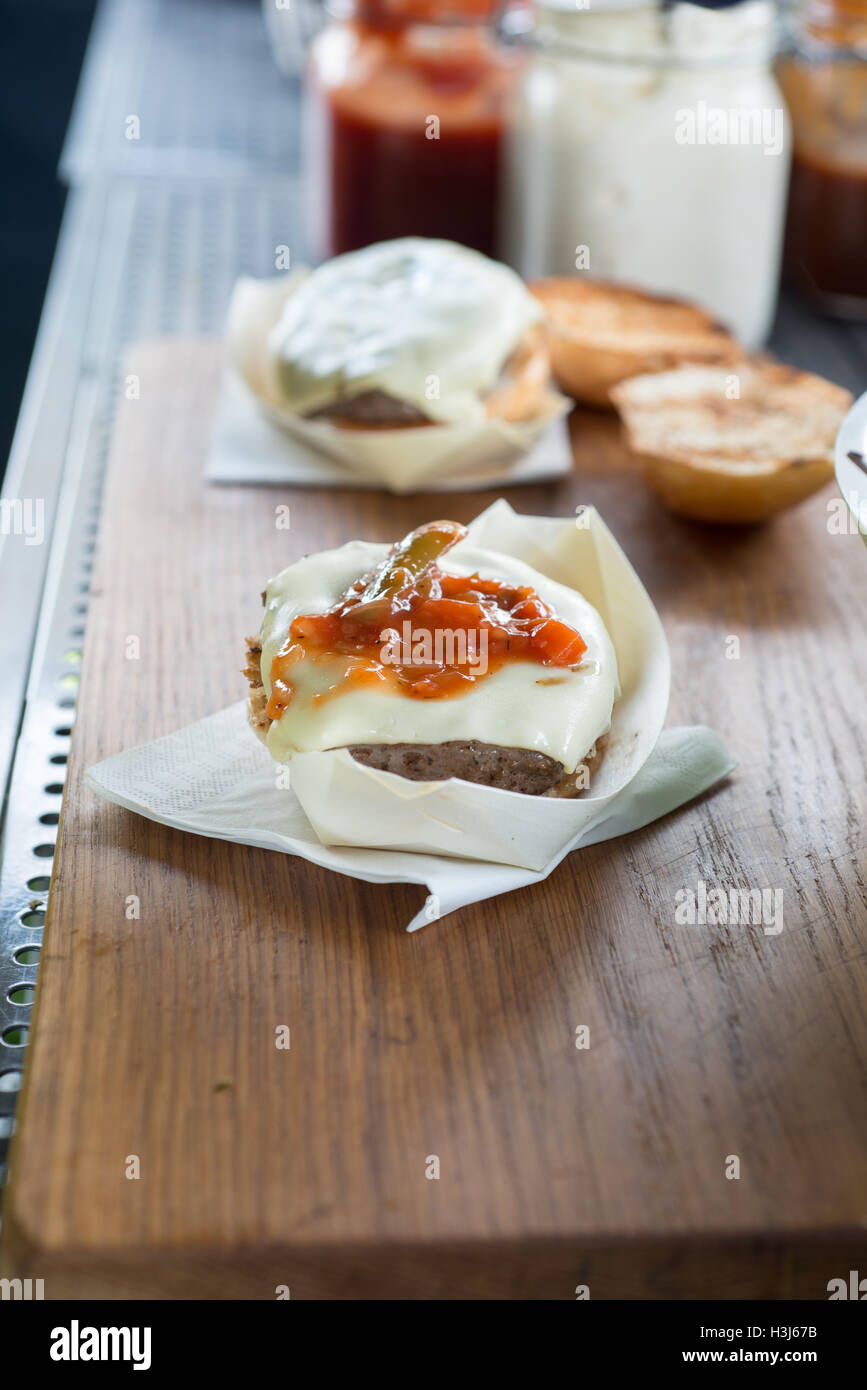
left=533, top=0, right=753, bottom=10
left=328, top=1, right=505, bottom=21
left=794, top=0, right=867, bottom=55
left=510, top=0, right=782, bottom=66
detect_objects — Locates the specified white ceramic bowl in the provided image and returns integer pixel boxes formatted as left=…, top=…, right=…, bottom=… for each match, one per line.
left=835, top=389, right=867, bottom=546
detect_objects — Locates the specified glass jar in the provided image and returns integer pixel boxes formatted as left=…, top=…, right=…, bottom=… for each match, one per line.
left=305, top=0, right=523, bottom=260
left=503, top=1, right=791, bottom=348
left=777, top=0, right=867, bottom=316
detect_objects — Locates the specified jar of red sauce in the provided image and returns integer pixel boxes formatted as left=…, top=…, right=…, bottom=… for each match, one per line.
left=304, top=0, right=523, bottom=259
left=778, top=0, right=867, bottom=316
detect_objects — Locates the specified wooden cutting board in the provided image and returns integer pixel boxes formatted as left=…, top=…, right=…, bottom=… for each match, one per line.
left=4, top=340, right=867, bottom=1299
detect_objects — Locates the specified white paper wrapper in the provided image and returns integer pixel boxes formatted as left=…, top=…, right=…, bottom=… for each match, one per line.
left=85, top=501, right=736, bottom=926
left=210, top=272, right=573, bottom=494
left=86, top=707, right=734, bottom=932
left=282, top=500, right=669, bottom=869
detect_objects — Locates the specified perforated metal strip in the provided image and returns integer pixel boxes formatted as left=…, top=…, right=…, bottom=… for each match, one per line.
left=0, top=174, right=302, bottom=1191
left=60, top=0, right=309, bottom=184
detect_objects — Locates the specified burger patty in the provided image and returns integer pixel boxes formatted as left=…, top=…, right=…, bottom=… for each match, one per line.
left=349, top=740, right=566, bottom=794
left=305, top=389, right=431, bottom=427
left=300, top=329, right=546, bottom=429
left=243, top=636, right=603, bottom=798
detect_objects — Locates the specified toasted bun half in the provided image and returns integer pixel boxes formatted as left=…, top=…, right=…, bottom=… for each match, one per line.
left=483, top=325, right=555, bottom=424
left=611, top=362, right=853, bottom=524
left=529, top=278, right=742, bottom=408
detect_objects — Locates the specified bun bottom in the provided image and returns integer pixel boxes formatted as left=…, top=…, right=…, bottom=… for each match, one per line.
left=529, top=277, right=742, bottom=408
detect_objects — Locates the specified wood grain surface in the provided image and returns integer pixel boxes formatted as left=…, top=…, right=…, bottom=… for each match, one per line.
left=3, top=340, right=867, bottom=1299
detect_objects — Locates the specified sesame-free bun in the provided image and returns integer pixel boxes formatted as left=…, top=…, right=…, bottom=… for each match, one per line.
left=611, top=362, right=853, bottom=524
left=530, top=277, right=742, bottom=408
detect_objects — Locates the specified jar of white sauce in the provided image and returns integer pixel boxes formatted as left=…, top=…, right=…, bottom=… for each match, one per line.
left=503, top=0, right=791, bottom=347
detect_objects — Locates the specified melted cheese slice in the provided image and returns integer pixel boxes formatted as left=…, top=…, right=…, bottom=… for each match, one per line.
left=267, top=238, right=543, bottom=424
left=259, top=540, right=620, bottom=773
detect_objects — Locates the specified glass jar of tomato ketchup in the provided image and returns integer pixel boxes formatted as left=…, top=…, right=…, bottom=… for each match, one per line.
left=304, top=0, right=522, bottom=259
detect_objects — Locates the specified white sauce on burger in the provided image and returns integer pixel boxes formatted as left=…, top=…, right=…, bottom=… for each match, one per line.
left=267, top=238, right=543, bottom=424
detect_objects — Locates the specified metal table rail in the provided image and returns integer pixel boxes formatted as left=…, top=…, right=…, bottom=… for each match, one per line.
left=0, top=0, right=309, bottom=1193
left=0, top=0, right=864, bottom=1198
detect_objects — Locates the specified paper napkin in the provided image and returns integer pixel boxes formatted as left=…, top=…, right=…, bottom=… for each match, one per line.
left=86, top=707, right=734, bottom=932
left=205, top=272, right=574, bottom=494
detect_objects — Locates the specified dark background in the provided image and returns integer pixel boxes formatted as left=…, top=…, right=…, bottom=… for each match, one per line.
left=0, top=0, right=96, bottom=480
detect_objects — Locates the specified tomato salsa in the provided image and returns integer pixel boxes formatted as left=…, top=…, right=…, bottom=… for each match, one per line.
left=266, top=522, right=588, bottom=718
